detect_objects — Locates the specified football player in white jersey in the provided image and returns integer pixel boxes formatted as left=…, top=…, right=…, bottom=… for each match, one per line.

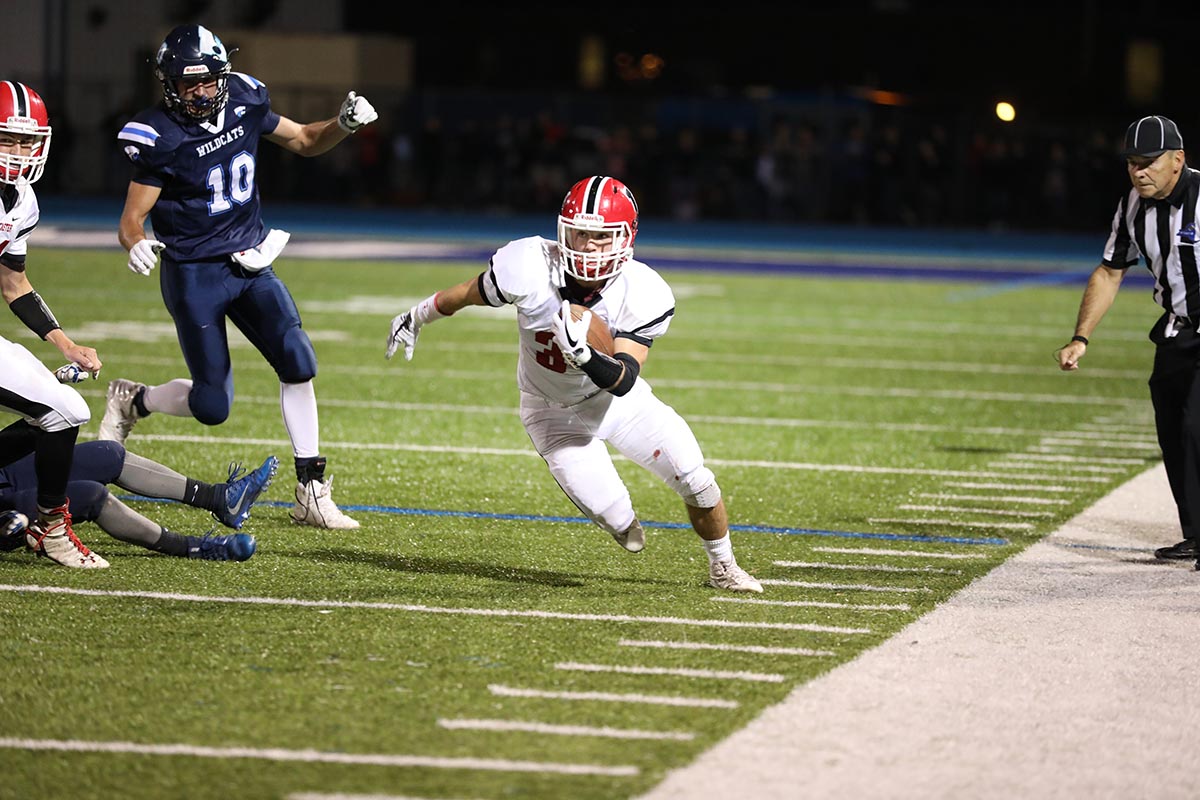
left=386, top=176, right=761, bottom=593
left=0, top=81, right=107, bottom=568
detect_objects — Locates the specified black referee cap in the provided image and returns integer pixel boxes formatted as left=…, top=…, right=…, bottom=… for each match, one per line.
left=1122, top=115, right=1184, bottom=157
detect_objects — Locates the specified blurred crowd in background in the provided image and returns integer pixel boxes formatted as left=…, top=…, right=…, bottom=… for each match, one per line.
left=59, top=89, right=1133, bottom=235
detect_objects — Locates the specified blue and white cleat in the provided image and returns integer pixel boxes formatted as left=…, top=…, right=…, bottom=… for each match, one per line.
left=186, top=532, right=257, bottom=562
left=0, top=510, right=29, bottom=552
left=215, top=455, right=279, bottom=529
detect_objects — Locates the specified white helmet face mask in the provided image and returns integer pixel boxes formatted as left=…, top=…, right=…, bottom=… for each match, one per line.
left=0, top=82, right=51, bottom=186
left=556, top=175, right=639, bottom=282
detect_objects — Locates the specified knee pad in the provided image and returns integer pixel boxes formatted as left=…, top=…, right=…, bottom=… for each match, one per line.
left=34, top=388, right=91, bottom=432
left=74, top=440, right=126, bottom=485
left=678, top=466, right=721, bottom=508
left=67, top=481, right=109, bottom=522
left=188, top=383, right=232, bottom=426
left=276, top=327, right=317, bottom=383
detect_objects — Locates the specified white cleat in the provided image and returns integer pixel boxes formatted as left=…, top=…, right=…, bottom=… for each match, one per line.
left=610, top=519, right=645, bottom=553
left=97, top=378, right=146, bottom=445
left=708, top=560, right=762, bottom=593
left=27, top=508, right=109, bottom=569
left=292, top=477, right=360, bottom=530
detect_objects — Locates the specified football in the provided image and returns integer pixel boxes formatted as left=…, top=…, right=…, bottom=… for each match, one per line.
left=570, top=303, right=615, bottom=357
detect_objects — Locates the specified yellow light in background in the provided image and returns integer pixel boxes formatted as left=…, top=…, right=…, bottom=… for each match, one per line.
left=995, top=101, right=1016, bottom=122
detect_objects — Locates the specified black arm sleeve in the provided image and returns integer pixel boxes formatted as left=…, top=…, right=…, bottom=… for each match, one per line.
left=580, top=351, right=641, bottom=396
left=9, top=291, right=60, bottom=339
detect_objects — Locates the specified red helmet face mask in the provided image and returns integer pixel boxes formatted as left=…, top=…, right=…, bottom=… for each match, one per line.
left=557, top=176, right=639, bottom=282
left=0, top=81, right=51, bottom=185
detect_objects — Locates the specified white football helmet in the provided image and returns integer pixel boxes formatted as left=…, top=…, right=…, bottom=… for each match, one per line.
left=0, top=81, right=51, bottom=185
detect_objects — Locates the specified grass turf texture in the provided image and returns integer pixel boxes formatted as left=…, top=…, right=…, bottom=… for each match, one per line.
left=0, top=248, right=1160, bottom=799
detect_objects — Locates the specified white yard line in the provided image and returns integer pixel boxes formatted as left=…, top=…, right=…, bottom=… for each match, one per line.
left=812, top=547, right=989, bottom=559
left=918, top=493, right=1071, bottom=505
left=711, top=596, right=911, bottom=611
left=756, top=579, right=926, bottom=594
left=943, top=481, right=1073, bottom=491
left=554, top=662, right=786, bottom=683
left=487, top=685, right=738, bottom=709
left=898, top=504, right=1054, bottom=518
left=0, top=585, right=863, bottom=633
left=617, top=639, right=834, bottom=658
left=772, top=560, right=959, bottom=575
left=437, top=718, right=695, bottom=741
left=0, top=738, right=635, bottom=777
left=868, top=517, right=1035, bottom=530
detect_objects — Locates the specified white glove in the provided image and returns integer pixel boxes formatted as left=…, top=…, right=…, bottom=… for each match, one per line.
left=552, top=300, right=592, bottom=367
left=338, top=91, right=377, bottom=133
left=54, top=363, right=97, bottom=383
left=385, top=294, right=448, bottom=361
left=386, top=310, right=418, bottom=361
left=128, top=239, right=165, bottom=276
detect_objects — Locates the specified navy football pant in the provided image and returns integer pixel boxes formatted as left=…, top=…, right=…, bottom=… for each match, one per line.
left=160, top=257, right=318, bottom=425
left=0, top=440, right=126, bottom=522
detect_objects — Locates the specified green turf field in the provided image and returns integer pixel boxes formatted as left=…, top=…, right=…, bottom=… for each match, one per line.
left=0, top=248, right=1161, bottom=800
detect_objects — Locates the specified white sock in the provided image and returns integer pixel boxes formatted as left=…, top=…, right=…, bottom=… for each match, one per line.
left=144, top=379, right=194, bottom=416
left=702, top=533, right=734, bottom=565
left=280, top=380, right=319, bottom=458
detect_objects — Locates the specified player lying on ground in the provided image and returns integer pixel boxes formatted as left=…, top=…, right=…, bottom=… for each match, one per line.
left=0, top=430, right=277, bottom=562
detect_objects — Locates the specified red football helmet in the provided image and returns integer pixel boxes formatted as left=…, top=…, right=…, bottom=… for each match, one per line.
left=557, top=176, right=639, bottom=282
left=0, top=81, right=51, bottom=185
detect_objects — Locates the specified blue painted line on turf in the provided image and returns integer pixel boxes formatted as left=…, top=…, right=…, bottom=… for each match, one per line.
left=120, top=495, right=1010, bottom=547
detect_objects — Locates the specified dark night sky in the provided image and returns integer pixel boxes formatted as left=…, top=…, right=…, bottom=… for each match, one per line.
left=342, top=2, right=1196, bottom=123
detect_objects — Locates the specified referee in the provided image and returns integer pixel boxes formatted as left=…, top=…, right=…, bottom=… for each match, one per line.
left=1058, top=115, right=1200, bottom=564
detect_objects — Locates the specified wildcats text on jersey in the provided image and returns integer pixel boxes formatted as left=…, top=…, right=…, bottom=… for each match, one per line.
left=195, top=125, right=246, bottom=158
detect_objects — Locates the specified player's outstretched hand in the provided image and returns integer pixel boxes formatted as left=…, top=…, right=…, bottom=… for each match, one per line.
left=128, top=239, right=165, bottom=276
left=553, top=300, right=592, bottom=367
left=386, top=309, right=419, bottom=361
left=338, top=91, right=378, bottom=133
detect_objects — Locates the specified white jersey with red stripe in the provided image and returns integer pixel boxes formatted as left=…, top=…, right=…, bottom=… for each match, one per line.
left=0, top=182, right=38, bottom=260
left=478, top=235, right=675, bottom=406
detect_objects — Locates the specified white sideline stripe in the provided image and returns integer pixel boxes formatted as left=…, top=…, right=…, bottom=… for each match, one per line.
left=555, top=661, right=786, bottom=683
left=618, top=639, right=834, bottom=657
left=772, top=560, right=959, bottom=576
left=79, top=431, right=1109, bottom=481
left=1000, top=453, right=1148, bottom=465
left=920, top=493, right=1071, bottom=505
left=869, top=517, right=1035, bottom=530
left=945, top=482, right=1073, bottom=492
left=489, top=684, right=738, bottom=709
left=0, top=737, right=635, bottom=777
left=813, top=547, right=989, bottom=560
left=711, top=596, right=910, bottom=611
left=993, top=462, right=1129, bottom=474
left=898, top=504, right=1054, bottom=519
left=437, top=718, right=695, bottom=741
left=1040, top=438, right=1160, bottom=450
left=0, top=585, right=843, bottom=633
left=757, top=579, right=928, bottom=594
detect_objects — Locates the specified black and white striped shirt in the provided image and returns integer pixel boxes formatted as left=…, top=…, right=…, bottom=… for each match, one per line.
left=1104, top=166, right=1200, bottom=317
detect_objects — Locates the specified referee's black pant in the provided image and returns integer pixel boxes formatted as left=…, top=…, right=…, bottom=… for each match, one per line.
left=1149, top=312, right=1200, bottom=541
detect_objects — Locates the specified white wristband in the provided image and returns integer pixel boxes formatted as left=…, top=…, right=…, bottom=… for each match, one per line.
left=413, top=293, right=449, bottom=327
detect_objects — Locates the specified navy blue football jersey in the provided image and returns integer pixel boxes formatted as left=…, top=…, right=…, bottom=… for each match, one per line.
left=117, top=73, right=282, bottom=261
